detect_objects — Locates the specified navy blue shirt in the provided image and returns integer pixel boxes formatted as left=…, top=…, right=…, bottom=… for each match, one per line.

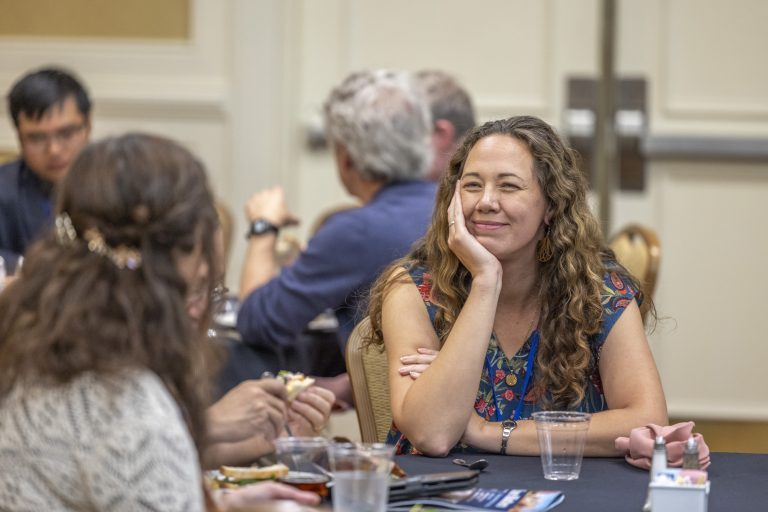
left=237, top=180, right=437, bottom=350
left=0, top=159, right=53, bottom=272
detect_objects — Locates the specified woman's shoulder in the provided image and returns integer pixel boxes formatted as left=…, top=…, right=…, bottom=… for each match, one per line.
left=404, top=261, right=429, bottom=280
left=2, top=369, right=188, bottom=439
left=601, top=263, right=642, bottom=307
left=400, top=262, right=434, bottom=301
left=592, top=264, right=643, bottom=344
left=0, top=369, right=203, bottom=511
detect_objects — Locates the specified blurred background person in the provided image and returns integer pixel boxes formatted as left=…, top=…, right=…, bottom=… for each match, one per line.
left=416, top=69, right=476, bottom=182
left=227, top=69, right=436, bottom=405
left=0, top=67, right=91, bottom=274
left=0, top=133, right=323, bottom=510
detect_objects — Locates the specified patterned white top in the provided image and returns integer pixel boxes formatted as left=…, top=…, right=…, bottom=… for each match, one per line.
left=0, top=369, right=204, bottom=511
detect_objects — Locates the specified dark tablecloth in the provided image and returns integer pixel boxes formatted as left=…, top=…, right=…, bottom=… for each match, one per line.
left=394, top=452, right=768, bottom=511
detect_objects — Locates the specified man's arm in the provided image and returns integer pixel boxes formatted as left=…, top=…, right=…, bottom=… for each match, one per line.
left=236, top=211, right=372, bottom=348
left=239, top=187, right=299, bottom=301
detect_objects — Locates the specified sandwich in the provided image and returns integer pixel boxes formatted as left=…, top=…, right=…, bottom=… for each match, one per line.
left=212, top=463, right=290, bottom=488
left=277, top=370, right=315, bottom=401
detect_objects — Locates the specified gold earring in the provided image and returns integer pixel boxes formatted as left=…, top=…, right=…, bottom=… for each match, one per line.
left=537, top=224, right=553, bottom=263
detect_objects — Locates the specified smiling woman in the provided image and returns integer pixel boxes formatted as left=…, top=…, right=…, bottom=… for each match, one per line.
left=365, top=115, right=668, bottom=459
left=457, top=135, right=550, bottom=263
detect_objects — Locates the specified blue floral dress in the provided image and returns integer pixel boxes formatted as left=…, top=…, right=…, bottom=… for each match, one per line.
left=386, top=264, right=641, bottom=455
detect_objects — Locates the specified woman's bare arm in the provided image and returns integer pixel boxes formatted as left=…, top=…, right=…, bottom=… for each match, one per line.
left=460, top=299, right=668, bottom=456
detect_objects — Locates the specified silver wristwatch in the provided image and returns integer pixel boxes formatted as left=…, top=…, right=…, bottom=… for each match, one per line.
left=500, top=419, right=518, bottom=454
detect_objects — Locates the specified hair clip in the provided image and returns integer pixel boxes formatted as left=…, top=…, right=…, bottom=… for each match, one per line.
left=55, top=212, right=77, bottom=245
left=83, top=228, right=142, bottom=270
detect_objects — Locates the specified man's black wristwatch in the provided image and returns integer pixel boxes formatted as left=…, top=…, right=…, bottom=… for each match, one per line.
left=246, top=219, right=279, bottom=239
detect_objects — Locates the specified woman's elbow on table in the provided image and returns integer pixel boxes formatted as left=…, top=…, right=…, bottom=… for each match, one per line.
left=406, top=432, right=457, bottom=457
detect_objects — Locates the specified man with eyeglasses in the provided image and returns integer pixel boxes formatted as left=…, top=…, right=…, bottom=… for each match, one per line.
left=0, top=67, right=91, bottom=274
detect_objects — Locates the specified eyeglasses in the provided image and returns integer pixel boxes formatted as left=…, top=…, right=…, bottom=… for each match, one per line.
left=20, top=123, right=87, bottom=151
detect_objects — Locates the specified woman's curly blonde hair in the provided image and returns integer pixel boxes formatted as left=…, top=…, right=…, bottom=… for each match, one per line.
left=367, top=115, right=643, bottom=408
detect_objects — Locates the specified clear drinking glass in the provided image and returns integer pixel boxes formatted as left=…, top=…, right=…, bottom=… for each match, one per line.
left=327, top=442, right=394, bottom=512
left=532, top=411, right=592, bottom=480
left=274, top=437, right=331, bottom=498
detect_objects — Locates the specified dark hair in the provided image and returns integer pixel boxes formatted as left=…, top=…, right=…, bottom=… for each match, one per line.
left=0, top=133, right=220, bottom=455
left=415, top=70, right=476, bottom=143
left=7, top=66, right=91, bottom=126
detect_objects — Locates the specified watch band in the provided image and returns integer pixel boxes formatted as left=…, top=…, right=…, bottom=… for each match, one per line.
left=246, top=219, right=279, bottom=239
left=500, top=419, right=518, bottom=454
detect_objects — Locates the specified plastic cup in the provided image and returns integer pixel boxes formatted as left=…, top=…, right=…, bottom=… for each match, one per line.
left=532, top=411, right=592, bottom=480
left=327, top=442, right=394, bottom=512
left=274, top=437, right=331, bottom=497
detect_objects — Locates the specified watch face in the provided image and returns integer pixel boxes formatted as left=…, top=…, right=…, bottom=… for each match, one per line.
left=249, top=219, right=278, bottom=236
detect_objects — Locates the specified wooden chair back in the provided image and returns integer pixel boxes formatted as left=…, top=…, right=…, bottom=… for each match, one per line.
left=345, top=317, right=392, bottom=443
left=608, top=224, right=661, bottom=320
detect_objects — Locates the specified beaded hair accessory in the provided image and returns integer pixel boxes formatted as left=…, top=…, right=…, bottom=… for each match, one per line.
left=55, top=212, right=143, bottom=270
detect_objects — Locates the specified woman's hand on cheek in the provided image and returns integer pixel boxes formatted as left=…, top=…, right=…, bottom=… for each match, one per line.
left=447, top=181, right=500, bottom=279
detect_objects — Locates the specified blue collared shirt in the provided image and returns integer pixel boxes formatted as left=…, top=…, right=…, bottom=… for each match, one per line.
left=0, top=159, right=53, bottom=273
left=237, top=179, right=437, bottom=350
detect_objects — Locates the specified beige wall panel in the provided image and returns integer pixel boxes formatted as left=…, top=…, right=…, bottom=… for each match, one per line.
left=346, top=0, right=552, bottom=120
left=290, top=0, right=350, bottom=239
left=656, top=0, right=768, bottom=134
left=0, top=0, right=237, bottom=268
left=650, top=160, right=768, bottom=420
left=0, top=0, right=230, bottom=98
left=291, top=0, right=559, bottom=241
left=0, top=0, right=189, bottom=39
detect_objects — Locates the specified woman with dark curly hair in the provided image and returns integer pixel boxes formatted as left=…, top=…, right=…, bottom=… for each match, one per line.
left=366, top=115, right=667, bottom=457
left=0, top=134, right=324, bottom=510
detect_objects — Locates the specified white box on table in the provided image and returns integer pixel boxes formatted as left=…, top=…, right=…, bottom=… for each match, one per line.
left=650, top=481, right=710, bottom=512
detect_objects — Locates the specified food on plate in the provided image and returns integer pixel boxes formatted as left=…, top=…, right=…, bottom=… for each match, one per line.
left=211, top=463, right=290, bottom=488
left=277, top=370, right=315, bottom=401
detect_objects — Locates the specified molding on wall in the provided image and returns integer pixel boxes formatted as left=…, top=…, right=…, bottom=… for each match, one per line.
left=0, top=74, right=229, bottom=123
left=93, top=76, right=229, bottom=121
left=644, top=135, right=768, bottom=160
left=0, top=0, right=230, bottom=125
left=0, top=0, right=227, bottom=88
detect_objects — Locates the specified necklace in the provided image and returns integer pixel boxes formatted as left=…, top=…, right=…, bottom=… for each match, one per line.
left=485, top=306, right=541, bottom=423
left=497, top=304, right=539, bottom=356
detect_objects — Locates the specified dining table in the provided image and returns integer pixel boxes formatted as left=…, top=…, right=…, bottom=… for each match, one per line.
left=395, top=451, right=768, bottom=511
left=229, top=451, right=768, bottom=511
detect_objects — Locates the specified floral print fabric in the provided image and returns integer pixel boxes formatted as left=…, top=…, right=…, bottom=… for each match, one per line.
left=386, top=264, right=641, bottom=455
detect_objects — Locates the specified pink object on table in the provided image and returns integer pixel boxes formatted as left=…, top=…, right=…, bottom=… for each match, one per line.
left=615, top=421, right=711, bottom=470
